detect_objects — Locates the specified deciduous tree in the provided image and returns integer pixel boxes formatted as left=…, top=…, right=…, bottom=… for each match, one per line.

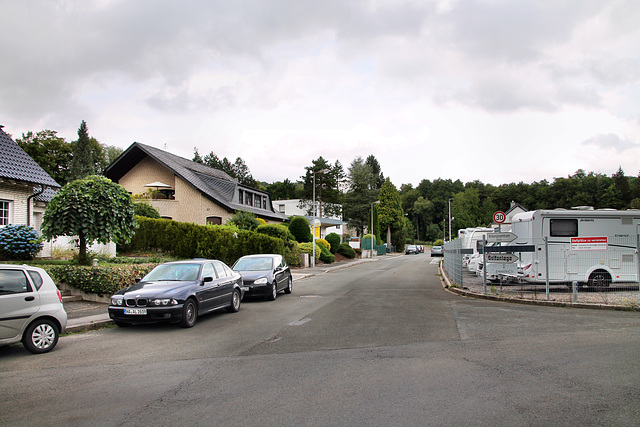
left=42, top=176, right=136, bottom=265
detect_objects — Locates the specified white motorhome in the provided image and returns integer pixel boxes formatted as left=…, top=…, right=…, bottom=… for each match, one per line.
left=509, top=209, right=640, bottom=287
left=461, top=227, right=494, bottom=268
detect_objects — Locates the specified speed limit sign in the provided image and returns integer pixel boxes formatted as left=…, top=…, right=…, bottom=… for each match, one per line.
left=493, top=211, right=506, bottom=224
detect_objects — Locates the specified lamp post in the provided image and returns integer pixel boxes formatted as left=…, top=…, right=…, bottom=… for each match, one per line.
left=312, top=168, right=330, bottom=268
left=448, top=198, right=453, bottom=242
left=371, top=200, right=380, bottom=258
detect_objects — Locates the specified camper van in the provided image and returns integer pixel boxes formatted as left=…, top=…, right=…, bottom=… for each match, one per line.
left=509, top=209, right=640, bottom=287
left=461, top=227, right=494, bottom=269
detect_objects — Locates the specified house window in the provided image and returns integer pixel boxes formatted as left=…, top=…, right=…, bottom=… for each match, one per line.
left=263, top=198, right=267, bottom=210
left=238, top=190, right=243, bottom=205
left=0, top=200, right=11, bottom=226
left=246, top=193, right=253, bottom=206
left=206, top=216, right=222, bottom=225
left=254, top=195, right=262, bottom=208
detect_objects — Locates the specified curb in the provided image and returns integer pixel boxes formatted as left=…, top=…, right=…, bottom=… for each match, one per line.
left=438, top=261, right=640, bottom=312
left=65, top=319, right=114, bottom=334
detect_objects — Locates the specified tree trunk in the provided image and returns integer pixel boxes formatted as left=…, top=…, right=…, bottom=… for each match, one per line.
left=387, top=225, right=392, bottom=251
left=78, top=232, right=90, bottom=266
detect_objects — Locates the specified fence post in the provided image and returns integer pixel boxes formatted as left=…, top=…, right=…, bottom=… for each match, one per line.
left=636, top=225, right=640, bottom=293
left=572, top=280, right=578, bottom=302
left=482, top=236, right=487, bottom=295
left=545, top=237, right=550, bottom=301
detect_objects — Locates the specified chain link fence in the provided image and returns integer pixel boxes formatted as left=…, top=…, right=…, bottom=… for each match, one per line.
left=443, top=235, right=640, bottom=309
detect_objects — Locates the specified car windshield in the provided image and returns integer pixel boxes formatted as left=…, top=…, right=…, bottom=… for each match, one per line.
left=233, top=257, right=274, bottom=271
left=143, top=264, right=201, bottom=281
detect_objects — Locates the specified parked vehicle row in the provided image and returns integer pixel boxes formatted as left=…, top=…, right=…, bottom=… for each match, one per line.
left=108, top=255, right=292, bottom=329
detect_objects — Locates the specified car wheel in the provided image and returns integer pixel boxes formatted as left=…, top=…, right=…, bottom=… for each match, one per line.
left=267, top=282, right=277, bottom=301
left=588, top=270, right=611, bottom=288
left=23, top=319, right=59, bottom=354
left=284, top=276, right=293, bottom=294
left=179, top=299, right=198, bottom=328
left=227, top=289, right=241, bottom=313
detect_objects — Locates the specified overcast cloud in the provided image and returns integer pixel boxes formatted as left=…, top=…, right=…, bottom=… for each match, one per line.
left=2, top=0, right=640, bottom=187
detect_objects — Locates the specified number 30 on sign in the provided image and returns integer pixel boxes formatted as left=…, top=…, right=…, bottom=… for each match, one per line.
left=493, top=211, right=506, bottom=224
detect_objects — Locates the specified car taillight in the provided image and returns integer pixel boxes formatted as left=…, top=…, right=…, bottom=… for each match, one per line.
left=56, top=288, right=63, bottom=303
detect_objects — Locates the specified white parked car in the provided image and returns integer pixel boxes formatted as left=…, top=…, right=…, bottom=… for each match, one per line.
left=0, top=265, right=67, bottom=353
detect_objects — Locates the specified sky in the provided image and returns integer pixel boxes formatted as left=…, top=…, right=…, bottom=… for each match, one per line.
left=2, top=0, right=640, bottom=188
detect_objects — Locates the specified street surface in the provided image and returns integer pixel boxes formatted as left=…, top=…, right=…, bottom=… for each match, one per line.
left=1, top=255, right=639, bottom=426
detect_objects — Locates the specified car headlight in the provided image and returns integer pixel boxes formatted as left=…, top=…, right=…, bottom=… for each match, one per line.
left=151, top=298, right=178, bottom=306
left=254, top=278, right=268, bottom=285
left=111, top=298, right=123, bottom=306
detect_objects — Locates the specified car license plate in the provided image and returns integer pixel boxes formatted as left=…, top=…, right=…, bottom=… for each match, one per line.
left=124, top=308, right=147, bottom=315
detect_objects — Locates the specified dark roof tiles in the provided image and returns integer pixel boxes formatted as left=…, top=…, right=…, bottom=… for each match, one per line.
left=0, top=127, right=60, bottom=188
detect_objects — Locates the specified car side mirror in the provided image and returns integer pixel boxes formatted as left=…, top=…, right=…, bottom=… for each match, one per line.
left=135, top=278, right=141, bottom=283
left=202, top=276, right=213, bottom=284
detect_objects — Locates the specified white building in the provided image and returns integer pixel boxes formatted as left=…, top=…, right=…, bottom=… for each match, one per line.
left=272, top=199, right=346, bottom=240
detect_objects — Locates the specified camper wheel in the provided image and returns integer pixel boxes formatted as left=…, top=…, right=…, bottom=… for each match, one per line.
left=587, top=270, right=611, bottom=288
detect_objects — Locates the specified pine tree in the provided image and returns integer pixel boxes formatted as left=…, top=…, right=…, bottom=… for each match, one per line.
left=69, top=121, right=95, bottom=180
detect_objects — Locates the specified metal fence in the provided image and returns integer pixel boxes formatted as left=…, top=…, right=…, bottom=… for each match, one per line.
left=442, top=235, right=640, bottom=308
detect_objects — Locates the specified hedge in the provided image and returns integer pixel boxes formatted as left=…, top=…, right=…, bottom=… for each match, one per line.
left=46, top=264, right=156, bottom=296
left=325, top=233, right=341, bottom=253
left=122, top=217, right=286, bottom=266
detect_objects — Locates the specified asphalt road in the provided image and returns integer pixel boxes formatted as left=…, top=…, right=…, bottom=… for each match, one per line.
left=1, top=255, right=639, bottom=426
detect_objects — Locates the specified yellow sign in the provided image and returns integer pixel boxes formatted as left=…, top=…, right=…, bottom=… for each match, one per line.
left=314, top=225, right=320, bottom=238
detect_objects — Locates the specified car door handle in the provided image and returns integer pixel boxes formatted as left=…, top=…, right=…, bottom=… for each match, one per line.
left=24, top=296, right=35, bottom=302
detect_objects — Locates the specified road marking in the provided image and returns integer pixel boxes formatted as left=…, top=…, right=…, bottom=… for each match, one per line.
left=289, top=318, right=311, bottom=326
left=299, top=295, right=322, bottom=298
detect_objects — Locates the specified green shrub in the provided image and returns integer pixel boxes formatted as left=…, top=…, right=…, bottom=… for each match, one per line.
left=133, top=202, right=160, bottom=219
left=289, top=216, right=312, bottom=243
left=325, top=233, right=341, bottom=253
left=337, top=243, right=356, bottom=259
left=47, top=264, right=156, bottom=296
left=297, top=242, right=320, bottom=260
left=433, top=238, right=444, bottom=246
left=256, top=224, right=296, bottom=241
left=284, top=243, right=302, bottom=267
left=316, top=238, right=331, bottom=251
left=319, top=244, right=335, bottom=264
left=0, top=225, right=43, bottom=260
left=227, top=210, right=260, bottom=231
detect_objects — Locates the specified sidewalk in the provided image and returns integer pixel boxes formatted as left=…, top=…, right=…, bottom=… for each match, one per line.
left=63, top=255, right=393, bottom=333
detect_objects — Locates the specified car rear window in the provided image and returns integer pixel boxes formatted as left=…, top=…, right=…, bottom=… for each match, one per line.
left=0, top=270, right=31, bottom=294
left=27, top=271, right=44, bottom=290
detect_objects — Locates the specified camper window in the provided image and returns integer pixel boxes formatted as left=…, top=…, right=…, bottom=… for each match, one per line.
left=550, top=219, right=578, bottom=237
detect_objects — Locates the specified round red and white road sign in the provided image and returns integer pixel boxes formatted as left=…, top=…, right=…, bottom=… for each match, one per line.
left=493, top=211, right=506, bottom=224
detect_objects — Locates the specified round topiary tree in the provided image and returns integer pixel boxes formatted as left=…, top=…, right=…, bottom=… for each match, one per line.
left=289, top=216, right=312, bottom=243
left=42, top=175, right=137, bottom=265
left=325, top=232, right=341, bottom=253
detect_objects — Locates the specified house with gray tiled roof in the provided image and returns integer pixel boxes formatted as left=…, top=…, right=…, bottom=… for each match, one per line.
left=0, top=125, right=60, bottom=231
left=105, top=142, right=287, bottom=225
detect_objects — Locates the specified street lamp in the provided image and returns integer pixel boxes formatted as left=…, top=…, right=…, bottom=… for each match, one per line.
left=448, top=198, right=453, bottom=242
left=312, top=168, right=330, bottom=268
left=371, top=200, right=380, bottom=258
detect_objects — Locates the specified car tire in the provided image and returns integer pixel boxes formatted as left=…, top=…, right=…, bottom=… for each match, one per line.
left=179, top=299, right=198, bottom=328
left=267, top=282, right=277, bottom=301
left=227, top=289, right=241, bottom=313
left=22, top=319, right=59, bottom=354
left=284, top=276, right=293, bottom=294
left=588, top=270, right=611, bottom=288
